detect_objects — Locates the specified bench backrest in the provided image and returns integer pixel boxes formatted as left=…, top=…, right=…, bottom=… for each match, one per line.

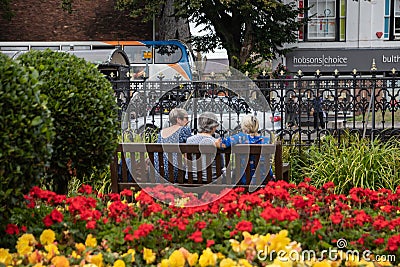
left=110, top=142, right=286, bottom=193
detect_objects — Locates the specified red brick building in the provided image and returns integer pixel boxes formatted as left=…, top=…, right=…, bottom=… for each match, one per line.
left=0, top=0, right=152, bottom=41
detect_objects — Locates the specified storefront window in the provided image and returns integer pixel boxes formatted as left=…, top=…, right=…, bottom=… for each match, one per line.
left=385, top=0, right=400, bottom=39
left=395, top=0, right=400, bottom=37
left=304, top=0, right=345, bottom=41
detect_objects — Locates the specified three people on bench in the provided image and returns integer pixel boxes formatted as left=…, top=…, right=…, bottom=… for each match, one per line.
left=151, top=110, right=274, bottom=185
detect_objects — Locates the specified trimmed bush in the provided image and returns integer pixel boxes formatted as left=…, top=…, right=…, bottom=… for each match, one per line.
left=0, top=53, right=54, bottom=219
left=17, top=50, right=119, bottom=194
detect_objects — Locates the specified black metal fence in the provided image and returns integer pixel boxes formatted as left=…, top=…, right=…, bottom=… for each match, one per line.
left=111, top=72, right=400, bottom=145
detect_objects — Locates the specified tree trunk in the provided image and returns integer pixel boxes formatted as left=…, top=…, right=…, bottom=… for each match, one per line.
left=158, top=0, right=190, bottom=41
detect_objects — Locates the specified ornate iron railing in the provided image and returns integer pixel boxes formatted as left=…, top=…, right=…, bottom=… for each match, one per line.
left=111, top=72, right=400, bottom=145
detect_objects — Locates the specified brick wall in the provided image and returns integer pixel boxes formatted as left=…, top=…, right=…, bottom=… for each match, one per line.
left=0, top=0, right=152, bottom=41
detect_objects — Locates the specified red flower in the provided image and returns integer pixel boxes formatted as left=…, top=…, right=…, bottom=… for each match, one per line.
left=195, top=221, right=207, bottom=230
left=373, top=216, right=389, bottom=230
left=49, top=209, right=64, bottom=223
left=374, top=238, right=385, bottom=245
left=163, top=233, right=172, bottom=241
left=133, top=223, right=154, bottom=239
left=43, top=215, right=54, bottom=227
left=188, top=231, right=203, bottom=243
left=206, top=239, right=215, bottom=247
left=120, top=189, right=133, bottom=197
left=386, top=234, right=400, bottom=251
left=124, top=234, right=134, bottom=242
left=5, top=224, right=19, bottom=235
left=236, top=221, right=253, bottom=232
left=322, top=181, right=335, bottom=190
left=310, top=219, right=322, bottom=234
left=330, top=212, right=343, bottom=225
left=86, top=220, right=96, bottom=229
left=78, top=185, right=93, bottom=195
left=230, top=230, right=238, bottom=237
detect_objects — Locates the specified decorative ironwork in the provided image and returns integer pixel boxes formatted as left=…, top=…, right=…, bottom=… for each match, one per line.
left=112, top=74, right=400, bottom=145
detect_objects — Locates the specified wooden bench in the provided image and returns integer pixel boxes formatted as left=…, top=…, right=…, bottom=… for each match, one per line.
left=110, top=141, right=290, bottom=194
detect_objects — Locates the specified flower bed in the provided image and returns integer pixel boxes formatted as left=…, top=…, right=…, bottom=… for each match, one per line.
left=1, top=180, right=400, bottom=266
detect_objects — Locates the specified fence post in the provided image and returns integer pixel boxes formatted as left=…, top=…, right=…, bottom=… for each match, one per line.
left=371, top=59, right=377, bottom=133
left=333, top=69, right=339, bottom=132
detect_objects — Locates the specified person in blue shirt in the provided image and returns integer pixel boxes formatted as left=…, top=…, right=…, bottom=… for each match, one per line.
left=215, top=114, right=274, bottom=185
left=153, top=108, right=192, bottom=181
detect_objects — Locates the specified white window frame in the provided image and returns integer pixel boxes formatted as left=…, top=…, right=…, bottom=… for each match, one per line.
left=307, top=0, right=337, bottom=40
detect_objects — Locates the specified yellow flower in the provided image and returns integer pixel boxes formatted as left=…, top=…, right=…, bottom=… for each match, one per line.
left=217, top=252, right=226, bottom=260
left=16, top=233, right=36, bottom=255
left=19, top=233, right=36, bottom=245
left=45, top=243, right=60, bottom=260
left=85, top=234, right=97, bottom=248
left=230, top=239, right=241, bottom=253
left=238, top=259, right=253, bottom=267
left=345, top=254, right=360, bottom=267
left=28, top=250, right=43, bottom=264
left=113, top=259, right=126, bottom=267
left=313, top=260, right=331, bottom=267
left=51, top=255, right=70, bottom=267
left=169, top=250, right=185, bottom=267
left=71, top=251, right=81, bottom=259
left=270, top=258, right=293, bottom=267
left=40, top=229, right=56, bottom=245
left=220, top=258, right=237, bottom=267
left=198, top=248, right=217, bottom=267
left=16, top=242, right=33, bottom=255
left=240, top=232, right=255, bottom=252
left=160, top=259, right=170, bottom=267
left=358, top=259, right=374, bottom=267
left=0, top=248, right=12, bottom=265
left=90, top=253, right=104, bottom=267
left=374, top=258, right=392, bottom=267
left=187, top=252, right=198, bottom=266
left=143, top=247, right=156, bottom=264
left=256, top=233, right=272, bottom=252
left=270, top=231, right=291, bottom=252
left=75, top=243, right=86, bottom=253
left=122, top=248, right=136, bottom=263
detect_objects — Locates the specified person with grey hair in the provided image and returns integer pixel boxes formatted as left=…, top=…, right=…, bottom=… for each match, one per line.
left=215, top=114, right=274, bottom=185
left=153, top=108, right=192, bottom=181
left=186, top=112, right=224, bottom=182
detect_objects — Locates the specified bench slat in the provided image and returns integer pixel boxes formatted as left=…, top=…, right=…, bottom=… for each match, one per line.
left=111, top=142, right=290, bottom=193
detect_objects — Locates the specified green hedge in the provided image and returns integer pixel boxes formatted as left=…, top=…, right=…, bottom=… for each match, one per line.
left=17, top=50, right=119, bottom=194
left=0, top=53, right=54, bottom=219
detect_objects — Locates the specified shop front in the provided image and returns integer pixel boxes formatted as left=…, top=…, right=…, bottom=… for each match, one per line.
left=285, top=48, right=400, bottom=76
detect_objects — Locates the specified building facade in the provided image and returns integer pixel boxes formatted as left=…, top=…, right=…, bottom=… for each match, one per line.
left=0, top=0, right=152, bottom=41
left=284, top=0, right=400, bottom=75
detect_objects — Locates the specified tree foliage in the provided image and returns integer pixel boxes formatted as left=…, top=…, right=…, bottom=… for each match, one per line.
left=115, top=0, right=308, bottom=72
left=0, top=0, right=13, bottom=19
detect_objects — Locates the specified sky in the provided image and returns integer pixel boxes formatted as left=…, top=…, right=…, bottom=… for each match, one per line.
left=190, top=22, right=228, bottom=59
